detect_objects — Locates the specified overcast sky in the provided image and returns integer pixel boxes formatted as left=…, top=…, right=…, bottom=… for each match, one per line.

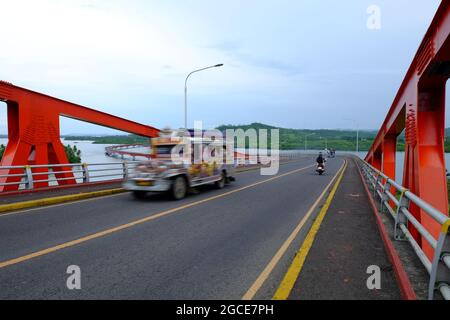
left=0, top=0, right=444, bottom=134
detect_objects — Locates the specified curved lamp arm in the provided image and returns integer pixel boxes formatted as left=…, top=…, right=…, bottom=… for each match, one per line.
left=184, top=64, right=224, bottom=129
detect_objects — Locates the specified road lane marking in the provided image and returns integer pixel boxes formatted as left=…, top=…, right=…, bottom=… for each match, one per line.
left=0, top=163, right=316, bottom=269
left=0, top=158, right=311, bottom=217
left=242, top=159, right=347, bottom=300
left=0, top=192, right=127, bottom=217
left=272, top=160, right=348, bottom=300
left=0, top=189, right=126, bottom=215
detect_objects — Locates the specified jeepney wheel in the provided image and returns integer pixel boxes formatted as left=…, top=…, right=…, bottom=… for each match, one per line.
left=215, top=172, right=226, bottom=189
left=171, top=176, right=187, bottom=200
left=132, top=191, right=147, bottom=199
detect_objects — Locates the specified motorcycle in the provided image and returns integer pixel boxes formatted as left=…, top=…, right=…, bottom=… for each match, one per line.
left=316, top=163, right=325, bottom=175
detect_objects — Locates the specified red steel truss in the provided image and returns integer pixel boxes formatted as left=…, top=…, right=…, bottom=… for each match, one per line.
left=366, top=2, right=450, bottom=259
left=0, top=81, right=159, bottom=191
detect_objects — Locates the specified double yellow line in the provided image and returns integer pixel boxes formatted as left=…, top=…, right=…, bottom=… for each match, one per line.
left=0, top=163, right=315, bottom=269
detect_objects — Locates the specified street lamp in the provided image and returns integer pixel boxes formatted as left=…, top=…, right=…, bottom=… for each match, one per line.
left=304, top=133, right=316, bottom=151
left=320, top=137, right=328, bottom=149
left=356, top=129, right=359, bottom=153
left=184, top=64, right=224, bottom=129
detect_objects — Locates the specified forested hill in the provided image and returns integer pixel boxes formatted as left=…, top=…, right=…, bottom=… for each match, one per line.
left=216, top=123, right=378, bottom=151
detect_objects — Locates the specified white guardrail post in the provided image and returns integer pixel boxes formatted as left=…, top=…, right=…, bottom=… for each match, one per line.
left=123, top=162, right=129, bottom=180
left=24, top=165, right=34, bottom=189
left=359, top=159, right=450, bottom=300
left=394, top=191, right=409, bottom=241
left=82, top=163, right=90, bottom=183
left=429, top=223, right=450, bottom=300
left=374, top=173, right=382, bottom=198
left=0, top=161, right=140, bottom=191
left=380, top=180, right=391, bottom=214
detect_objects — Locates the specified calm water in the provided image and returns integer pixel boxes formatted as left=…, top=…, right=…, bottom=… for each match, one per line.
left=0, top=139, right=149, bottom=164
left=1, top=138, right=449, bottom=184
left=0, top=139, right=143, bottom=184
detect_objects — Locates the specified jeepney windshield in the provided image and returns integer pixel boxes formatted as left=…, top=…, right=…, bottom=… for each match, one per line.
left=155, top=144, right=177, bottom=155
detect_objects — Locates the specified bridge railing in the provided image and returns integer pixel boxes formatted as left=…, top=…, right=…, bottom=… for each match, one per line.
left=105, top=144, right=152, bottom=160
left=0, top=152, right=308, bottom=191
left=0, top=162, right=139, bottom=190
left=359, top=160, right=450, bottom=300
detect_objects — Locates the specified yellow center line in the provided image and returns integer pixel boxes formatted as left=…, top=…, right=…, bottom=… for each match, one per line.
left=242, top=159, right=347, bottom=300
left=0, top=163, right=315, bottom=269
left=0, top=192, right=126, bottom=217
left=272, top=160, right=348, bottom=300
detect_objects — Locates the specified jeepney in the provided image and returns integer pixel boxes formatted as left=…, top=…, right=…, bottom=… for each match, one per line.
left=123, top=130, right=236, bottom=200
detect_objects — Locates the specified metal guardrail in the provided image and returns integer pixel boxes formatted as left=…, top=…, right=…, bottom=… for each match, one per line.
left=0, top=152, right=309, bottom=190
left=360, top=160, right=450, bottom=300
left=0, top=162, right=139, bottom=190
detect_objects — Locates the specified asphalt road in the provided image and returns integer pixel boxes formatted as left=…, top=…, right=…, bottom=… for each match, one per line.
left=0, top=157, right=344, bottom=299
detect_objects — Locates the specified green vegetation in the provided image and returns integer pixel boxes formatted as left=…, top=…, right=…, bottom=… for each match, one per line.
left=216, top=123, right=450, bottom=151
left=217, top=123, right=378, bottom=151
left=59, top=123, right=450, bottom=151
left=64, top=134, right=149, bottom=145
left=64, top=144, right=82, bottom=163
left=65, top=124, right=376, bottom=151
left=0, top=143, right=81, bottom=163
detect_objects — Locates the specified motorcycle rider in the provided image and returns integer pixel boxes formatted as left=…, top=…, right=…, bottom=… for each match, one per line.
left=316, top=152, right=326, bottom=169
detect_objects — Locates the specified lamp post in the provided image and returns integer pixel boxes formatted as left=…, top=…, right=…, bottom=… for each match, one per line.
left=343, top=118, right=359, bottom=153
left=304, top=133, right=316, bottom=151
left=184, top=64, right=223, bottom=129
left=356, top=129, right=359, bottom=153
left=321, top=137, right=328, bottom=149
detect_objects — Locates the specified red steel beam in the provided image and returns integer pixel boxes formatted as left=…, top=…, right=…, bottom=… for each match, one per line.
left=0, top=81, right=159, bottom=191
left=366, top=1, right=450, bottom=260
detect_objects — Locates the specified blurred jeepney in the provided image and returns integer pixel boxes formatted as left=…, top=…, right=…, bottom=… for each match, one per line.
left=123, top=129, right=236, bottom=200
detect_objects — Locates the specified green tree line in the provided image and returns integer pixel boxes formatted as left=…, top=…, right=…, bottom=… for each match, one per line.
left=55, top=123, right=450, bottom=152
left=64, top=135, right=149, bottom=145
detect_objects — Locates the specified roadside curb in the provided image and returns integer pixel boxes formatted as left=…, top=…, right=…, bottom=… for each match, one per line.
left=354, top=158, right=417, bottom=300
left=0, top=179, right=123, bottom=198
left=0, top=188, right=126, bottom=215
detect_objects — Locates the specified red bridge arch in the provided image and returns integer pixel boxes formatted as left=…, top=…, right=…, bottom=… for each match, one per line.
left=0, top=81, right=159, bottom=191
